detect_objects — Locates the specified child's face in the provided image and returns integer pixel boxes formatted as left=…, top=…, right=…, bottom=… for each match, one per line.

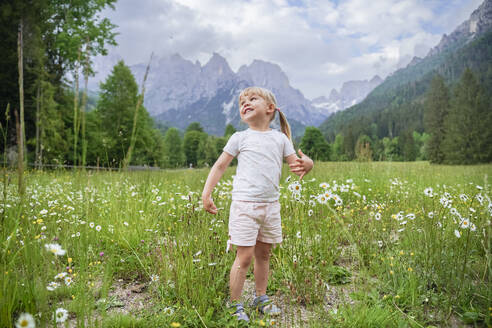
left=239, top=93, right=275, bottom=125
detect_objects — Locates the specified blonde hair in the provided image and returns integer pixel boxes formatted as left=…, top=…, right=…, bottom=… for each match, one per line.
left=239, top=86, right=292, bottom=141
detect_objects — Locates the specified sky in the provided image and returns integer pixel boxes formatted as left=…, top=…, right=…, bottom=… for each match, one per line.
left=98, top=0, right=483, bottom=99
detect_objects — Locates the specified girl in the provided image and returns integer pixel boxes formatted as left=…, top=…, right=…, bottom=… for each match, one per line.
left=201, top=86, right=313, bottom=322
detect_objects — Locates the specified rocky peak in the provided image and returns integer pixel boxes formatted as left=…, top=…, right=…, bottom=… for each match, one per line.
left=237, top=59, right=290, bottom=89
left=428, top=0, right=492, bottom=56
left=202, top=52, right=234, bottom=77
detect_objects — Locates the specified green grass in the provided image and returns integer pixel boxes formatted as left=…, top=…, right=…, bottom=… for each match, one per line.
left=1, top=162, right=491, bottom=327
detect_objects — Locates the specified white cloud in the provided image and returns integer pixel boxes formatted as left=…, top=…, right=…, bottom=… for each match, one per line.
left=99, top=0, right=480, bottom=98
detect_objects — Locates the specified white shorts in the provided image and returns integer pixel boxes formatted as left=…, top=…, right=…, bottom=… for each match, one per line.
left=228, top=200, right=282, bottom=247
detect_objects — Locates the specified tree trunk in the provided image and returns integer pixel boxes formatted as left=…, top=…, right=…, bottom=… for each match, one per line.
left=73, top=48, right=81, bottom=166
left=122, top=53, right=153, bottom=170
left=81, top=41, right=90, bottom=168
left=17, top=19, right=25, bottom=195
left=35, top=84, right=41, bottom=169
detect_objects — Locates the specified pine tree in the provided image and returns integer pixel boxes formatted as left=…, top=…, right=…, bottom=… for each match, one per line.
left=443, top=68, right=492, bottom=164
left=424, top=74, right=449, bottom=163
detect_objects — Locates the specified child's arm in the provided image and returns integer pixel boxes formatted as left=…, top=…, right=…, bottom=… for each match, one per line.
left=201, top=151, right=235, bottom=214
left=286, top=149, right=314, bottom=180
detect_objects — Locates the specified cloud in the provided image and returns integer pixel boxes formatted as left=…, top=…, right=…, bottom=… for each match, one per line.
left=99, top=0, right=480, bottom=99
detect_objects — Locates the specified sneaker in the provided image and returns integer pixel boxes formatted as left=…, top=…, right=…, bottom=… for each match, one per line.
left=252, top=294, right=281, bottom=316
left=231, top=303, right=250, bottom=322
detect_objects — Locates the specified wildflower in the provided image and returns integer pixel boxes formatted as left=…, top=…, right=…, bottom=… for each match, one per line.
left=309, top=200, right=316, bottom=207
left=476, top=194, right=484, bottom=205
left=123, top=221, right=129, bottom=226
left=454, top=230, right=461, bottom=238
left=450, top=208, right=458, bottom=216
left=67, top=258, right=73, bottom=264
left=150, top=274, right=159, bottom=284
left=308, top=209, right=313, bottom=217
left=476, top=185, right=483, bottom=190
left=460, top=219, right=470, bottom=229
left=377, top=241, right=383, bottom=248
left=395, top=212, right=404, bottom=221
left=375, top=212, right=381, bottom=221
left=89, top=222, right=95, bottom=228
left=170, top=322, right=181, bottom=328
left=288, top=182, right=302, bottom=193
left=208, top=262, right=217, bottom=266
left=406, top=213, right=415, bottom=220
left=40, top=209, right=48, bottom=215
left=64, top=276, right=73, bottom=286
left=459, top=194, right=469, bottom=202
left=163, top=307, right=174, bottom=315
left=469, top=222, right=476, bottom=231
left=15, top=313, right=35, bottom=328
left=44, top=243, right=66, bottom=256
left=95, top=225, right=101, bottom=232
left=99, top=252, right=104, bottom=257
left=317, top=194, right=328, bottom=204
left=389, top=270, right=394, bottom=275
left=55, top=272, right=68, bottom=280
left=46, top=281, right=60, bottom=291
left=296, top=231, right=301, bottom=239
left=440, top=197, right=450, bottom=208
left=285, top=176, right=291, bottom=183
left=320, top=182, right=329, bottom=189
left=407, top=267, right=413, bottom=272
left=428, top=211, right=434, bottom=219
left=424, top=187, right=434, bottom=197
left=54, top=308, right=68, bottom=323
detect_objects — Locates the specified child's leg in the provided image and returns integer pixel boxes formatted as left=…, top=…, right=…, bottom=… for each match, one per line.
left=230, top=245, right=255, bottom=302
left=253, top=240, right=272, bottom=296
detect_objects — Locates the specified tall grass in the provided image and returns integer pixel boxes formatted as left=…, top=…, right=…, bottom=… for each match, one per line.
left=1, top=162, right=490, bottom=327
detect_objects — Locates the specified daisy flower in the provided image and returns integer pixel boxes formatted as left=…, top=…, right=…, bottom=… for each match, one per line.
left=317, top=194, right=328, bottom=204
left=319, top=182, right=329, bottom=189
left=64, top=276, right=73, bottom=286
left=424, top=187, right=434, bottom=197
left=150, top=274, right=159, bottom=284
left=15, top=313, right=35, bottom=328
left=89, top=222, right=95, bottom=228
left=44, top=243, right=66, bottom=256
left=454, top=230, right=461, bottom=238
left=460, top=219, right=470, bottom=229
left=46, top=281, right=60, bottom=291
left=54, top=308, right=68, bottom=323
left=308, top=209, right=313, bottom=217
left=95, top=225, right=101, bottom=232
left=375, top=212, right=381, bottom=221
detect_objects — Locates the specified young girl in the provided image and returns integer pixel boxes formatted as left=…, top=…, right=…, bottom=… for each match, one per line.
left=201, top=86, right=313, bottom=322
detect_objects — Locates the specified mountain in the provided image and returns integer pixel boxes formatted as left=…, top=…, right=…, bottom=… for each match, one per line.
left=312, top=76, right=383, bottom=114
left=319, top=0, right=492, bottom=142
left=127, top=53, right=327, bottom=137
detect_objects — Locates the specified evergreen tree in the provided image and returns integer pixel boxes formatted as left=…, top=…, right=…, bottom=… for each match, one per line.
left=424, top=74, right=449, bottom=163
left=224, top=124, right=236, bottom=137
left=332, top=134, right=345, bottom=161
left=97, top=61, right=162, bottom=166
left=186, top=122, right=204, bottom=133
left=299, top=127, right=330, bottom=161
left=443, top=68, right=492, bottom=164
left=183, top=130, right=202, bottom=167
left=162, top=127, right=184, bottom=168
left=399, top=130, right=417, bottom=161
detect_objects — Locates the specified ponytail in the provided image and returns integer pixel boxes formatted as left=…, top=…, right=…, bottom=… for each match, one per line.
left=277, top=109, right=292, bottom=142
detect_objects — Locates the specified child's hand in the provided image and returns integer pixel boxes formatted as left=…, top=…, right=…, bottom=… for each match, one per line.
left=202, top=195, right=218, bottom=214
left=289, top=149, right=314, bottom=180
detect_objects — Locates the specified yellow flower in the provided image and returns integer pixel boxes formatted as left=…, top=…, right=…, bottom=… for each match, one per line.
left=170, top=323, right=181, bottom=328
left=390, top=270, right=394, bottom=275
left=399, top=250, right=404, bottom=255
left=395, top=295, right=400, bottom=299
left=410, top=252, right=414, bottom=256
left=34, top=235, right=41, bottom=240
left=259, top=319, right=266, bottom=326
left=36, top=218, right=43, bottom=224
left=407, top=267, right=413, bottom=272
left=68, top=258, right=73, bottom=263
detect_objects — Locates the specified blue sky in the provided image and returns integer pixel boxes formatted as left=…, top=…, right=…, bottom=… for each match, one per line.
left=98, top=0, right=483, bottom=99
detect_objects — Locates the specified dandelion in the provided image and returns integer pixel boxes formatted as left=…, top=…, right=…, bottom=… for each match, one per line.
left=95, top=225, right=101, bottom=232
left=15, top=313, right=35, bottom=328
left=150, top=274, right=159, bottom=283
left=44, top=243, right=66, bottom=256
left=54, top=308, right=68, bottom=323
left=454, top=230, right=461, bottom=238
left=408, top=267, right=413, bottom=272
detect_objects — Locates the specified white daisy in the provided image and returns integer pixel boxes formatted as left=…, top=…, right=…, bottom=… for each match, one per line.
left=89, top=222, right=95, bottom=228
left=15, top=313, right=35, bottom=328
left=55, top=272, right=68, bottom=280
left=54, top=308, right=68, bottom=323
left=459, top=194, right=469, bottom=202
left=150, top=274, right=159, bottom=284
left=317, top=194, right=328, bottom=204
left=44, top=243, right=66, bottom=256
left=296, top=231, right=302, bottom=239
left=319, top=182, right=329, bottom=189
left=424, top=187, right=434, bottom=197
left=46, top=281, right=60, bottom=291
left=95, top=225, right=101, bottom=232
left=406, top=213, right=416, bottom=220
left=460, top=219, right=470, bottom=229
left=454, top=230, right=461, bottom=238
left=375, top=212, right=382, bottom=221
left=428, top=211, right=434, bottom=219
left=64, top=276, right=73, bottom=286
left=308, top=209, right=313, bottom=217
left=163, top=307, right=174, bottom=315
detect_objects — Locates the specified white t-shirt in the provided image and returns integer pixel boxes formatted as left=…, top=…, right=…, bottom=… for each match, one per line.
left=223, top=128, right=296, bottom=202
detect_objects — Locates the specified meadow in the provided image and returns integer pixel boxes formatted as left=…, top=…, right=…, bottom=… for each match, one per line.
left=1, top=162, right=491, bottom=328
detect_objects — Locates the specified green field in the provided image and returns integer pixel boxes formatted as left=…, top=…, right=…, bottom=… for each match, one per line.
left=1, top=162, right=491, bottom=327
